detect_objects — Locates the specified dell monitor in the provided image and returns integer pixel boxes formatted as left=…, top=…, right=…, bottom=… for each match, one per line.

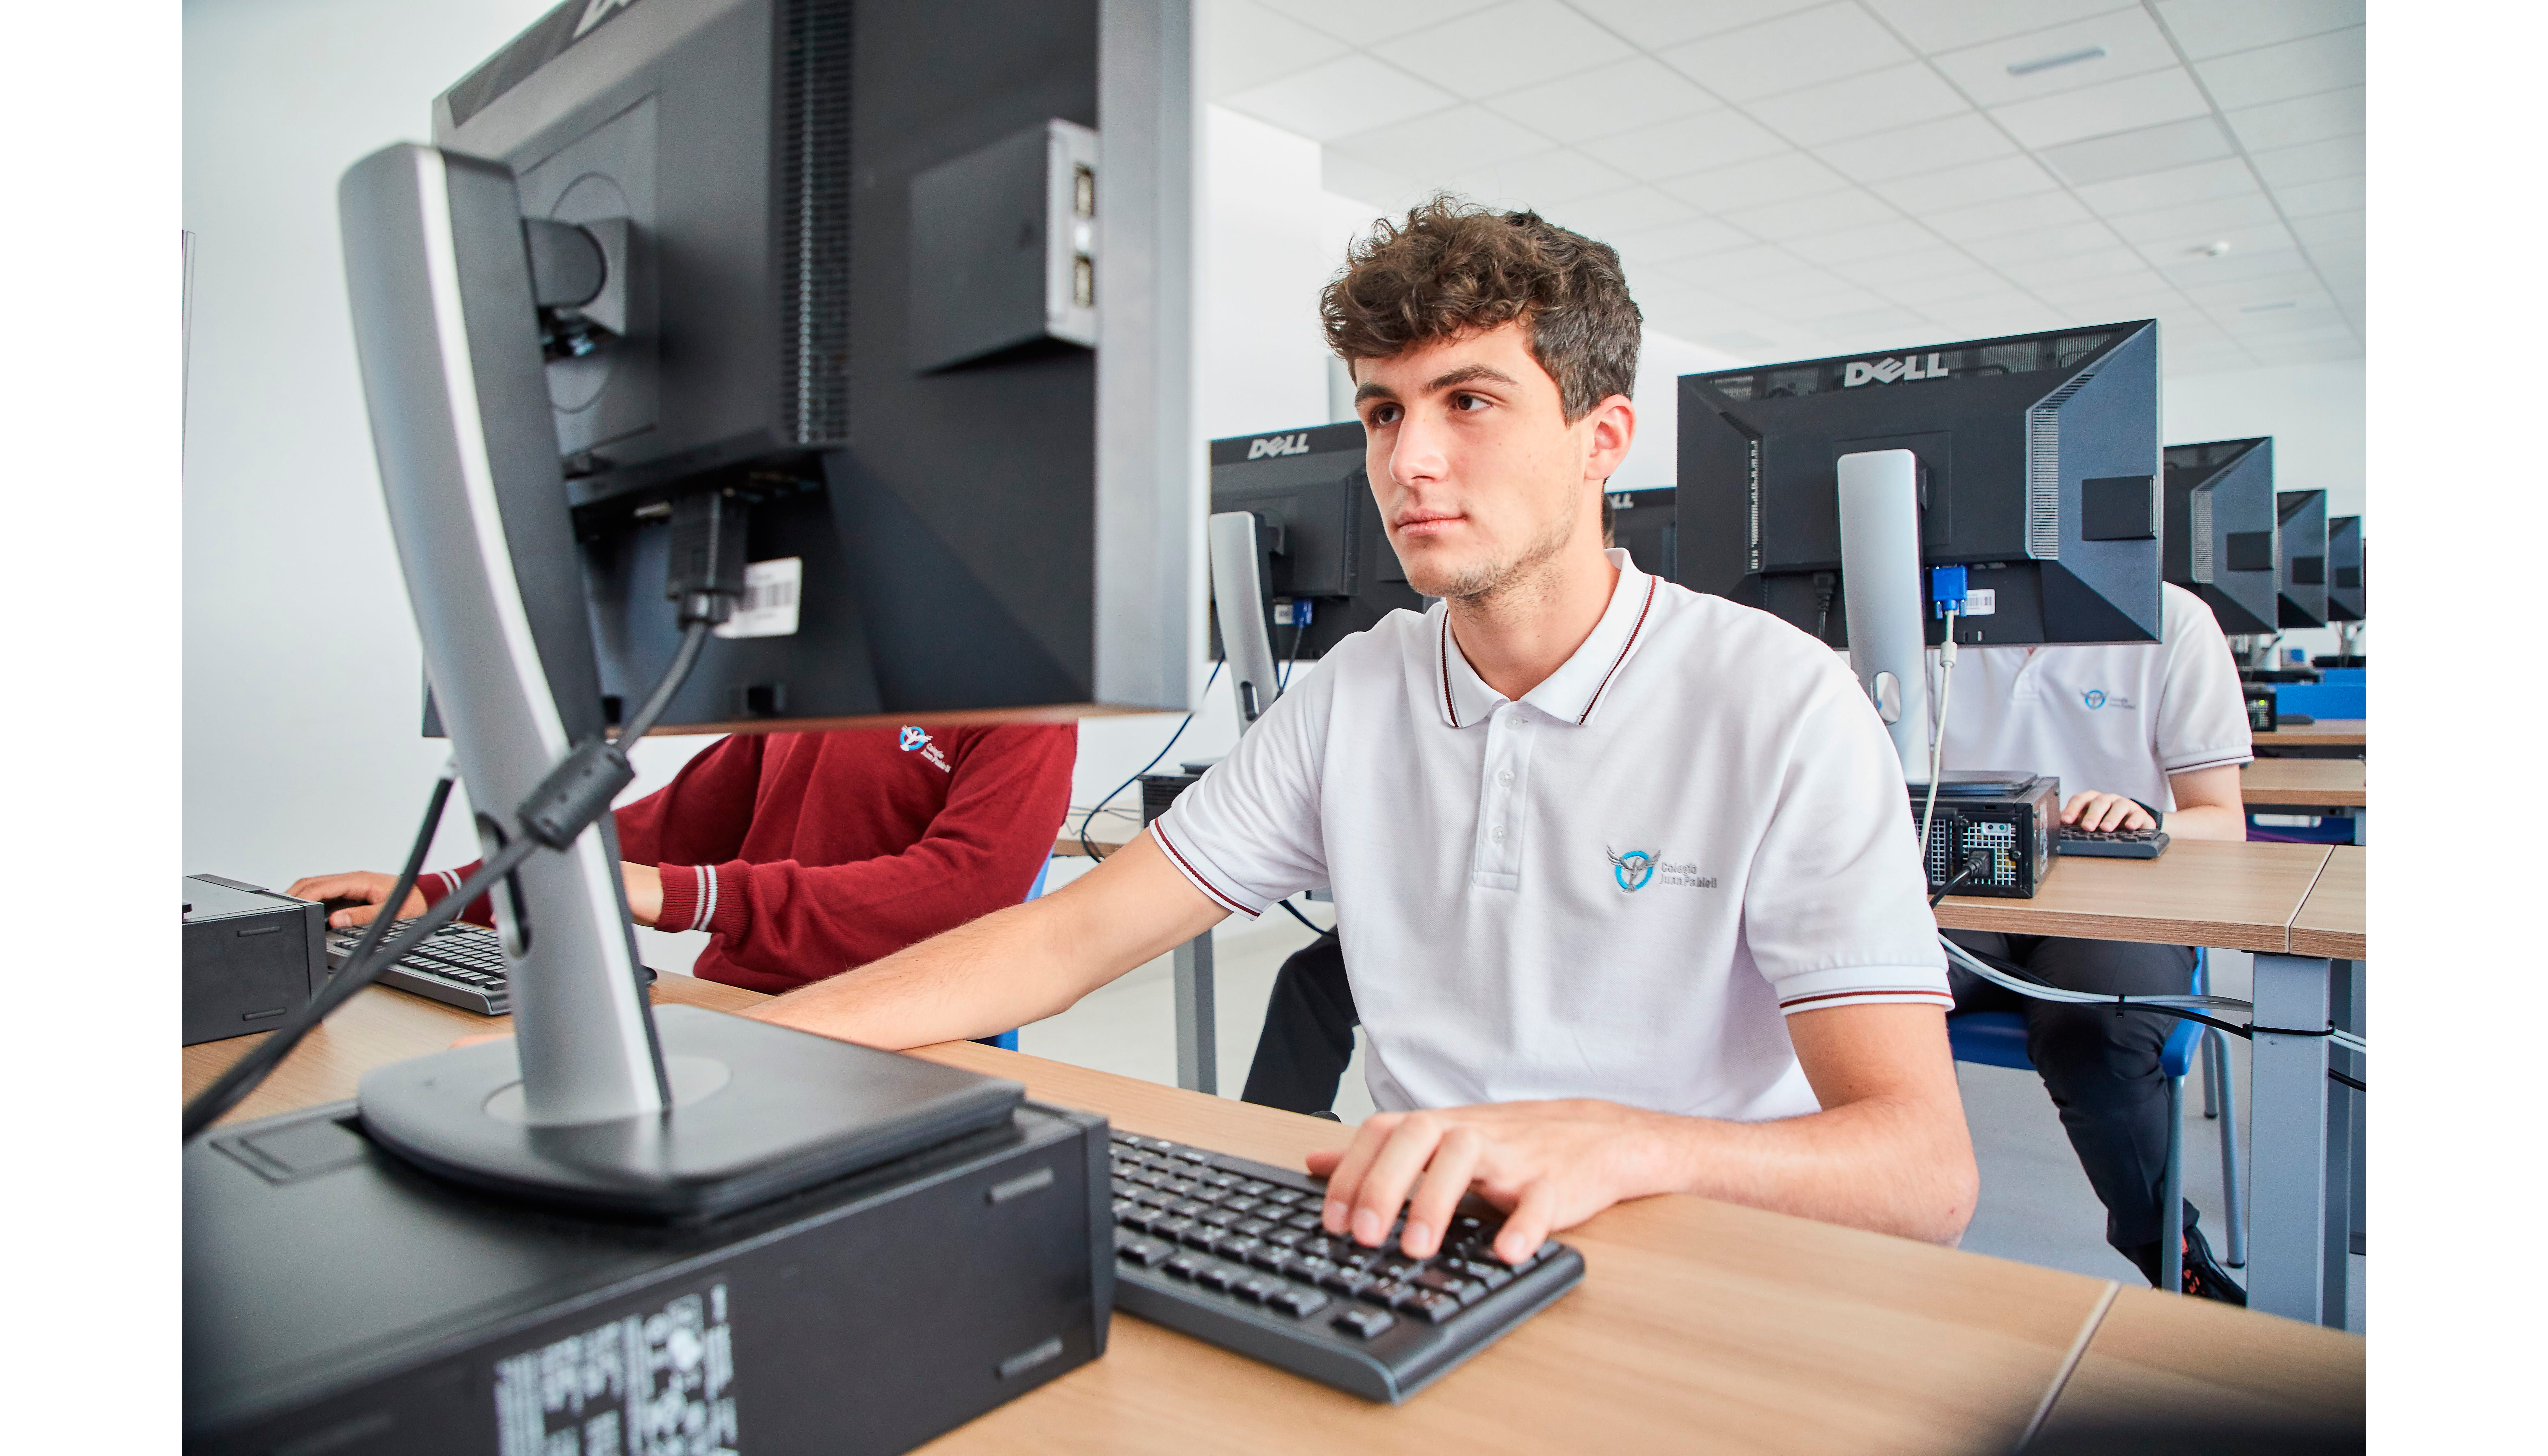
left=2162, top=437, right=2279, bottom=636
left=1208, top=421, right=1423, bottom=660
left=1605, top=485, right=1678, bottom=582
left=2276, top=488, right=2330, bottom=628
left=1679, top=321, right=2164, bottom=650
left=2326, top=514, right=2364, bottom=622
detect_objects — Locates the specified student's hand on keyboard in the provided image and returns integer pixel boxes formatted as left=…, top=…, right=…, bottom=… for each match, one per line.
left=2059, top=790, right=2153, bottom=833
left=287, top=871, right=428, bottom=929
left=1305, top=1100, right=1658, bottom=1267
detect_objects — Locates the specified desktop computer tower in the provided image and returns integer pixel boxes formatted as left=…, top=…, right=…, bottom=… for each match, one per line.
left=1912, top=776, right=2059, bottom=899
left=185, top=1098, right=1112, bottom=1454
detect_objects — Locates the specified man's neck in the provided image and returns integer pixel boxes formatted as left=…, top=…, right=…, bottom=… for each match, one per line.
left=1445, top=543, right=1621, bottom=703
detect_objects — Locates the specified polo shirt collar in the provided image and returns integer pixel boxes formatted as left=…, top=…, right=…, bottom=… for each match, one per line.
left=1437, top=548, right=1659, bottom=729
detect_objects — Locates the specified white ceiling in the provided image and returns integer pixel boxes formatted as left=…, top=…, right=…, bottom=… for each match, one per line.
left=1206, top=0, right=2364, bottom=374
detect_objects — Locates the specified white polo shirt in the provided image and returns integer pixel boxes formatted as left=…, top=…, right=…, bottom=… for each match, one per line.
left=1151, top=550, right=1948, bottom=1121
left=1932, top=582, right=2253, bottom=809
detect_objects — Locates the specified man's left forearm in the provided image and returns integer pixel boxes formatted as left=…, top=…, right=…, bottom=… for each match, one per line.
left=1631, top=1094, right=1978, bottom=1245
left=2162, top=803, right=2248, bottom=841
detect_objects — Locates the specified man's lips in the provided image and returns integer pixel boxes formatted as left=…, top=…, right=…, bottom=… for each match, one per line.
left=1393, top=512, right=1464, bottom=538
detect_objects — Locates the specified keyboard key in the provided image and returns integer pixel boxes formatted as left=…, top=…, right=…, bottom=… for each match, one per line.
left=1236, top=1274, right=1287, bottom=1304
left=1221, top=1195, right=1261, bottom=1215
left=1283, top=1210, right=1323, bottom=1232
left=1176, top=1224, right=1220, bottom=1251
left=1331, top=1307, right=1395, bottom=1340
left=1261, top=1188, right=1304, bottom=1207
left=1237, top=1179, right=1274, bottom=1196
left=1117, top=1236, right=1174, bottom=1269
left=1194, top=1263, right=1245, bottom=1294
left=1212, top=1234, right=1264, bottom=1263
left=1369, top=1279, right=1412, bottom=1308
left=1244, top=1243, right=1291, bottom=1272
left=1317, top=1268, right=1377, bottom=1298
left=1169, top=1200, right=1208, bottom=1219
left=1190, top=1186, right=1227, bottom=1206
left=1163, top=1253, right=1208, bottom=1281
left=1413, top=1268, right=1487, bottom=1305
left=1447, top=1259, right=1513, bottom=1292
left=1236, top=1216, right=1276, bottom=1237
left=1267, top=1286, right=1329, bottom=1319
left=1265, top=1228, right=1308, bottom=1249
left=1401, top=1290, right=1464, bottom=1324
left=1199, top=1207, right=1243, bottom=1228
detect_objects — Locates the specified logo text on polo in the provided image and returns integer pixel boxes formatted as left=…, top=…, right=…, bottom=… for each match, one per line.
left=1842, top=353, right=1948, bottom=388
left=1608, top=848, right=1718, bottom=893
left=899, top=725, right=953, bottom=773
left=2079, top=689, right=2135, bottom=710
left=1246, top=432, right=1311, bottom=459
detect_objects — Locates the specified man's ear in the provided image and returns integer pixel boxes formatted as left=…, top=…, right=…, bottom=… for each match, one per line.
left=1584, top=393, right=1636, bottom=480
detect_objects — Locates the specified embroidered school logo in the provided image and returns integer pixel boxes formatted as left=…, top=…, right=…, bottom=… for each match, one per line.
left=2079, top=689, right=2136, bottom=710
left=1607, top=847, right=1657, bottom=892
left=899, top=726, right=930, bottom=751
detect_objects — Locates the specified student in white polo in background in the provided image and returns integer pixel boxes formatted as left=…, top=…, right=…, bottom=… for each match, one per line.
left=1935, top=581, right=2253, bottom=1302
left=748, top=198, right=1979, bottom=1265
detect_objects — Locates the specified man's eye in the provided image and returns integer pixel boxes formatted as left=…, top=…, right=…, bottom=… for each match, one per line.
left=1369, top=403, right=1401, bottom=425
left=1452, top=393, right=1488, bottom=411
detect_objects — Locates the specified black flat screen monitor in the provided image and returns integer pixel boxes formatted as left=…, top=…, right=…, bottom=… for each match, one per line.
left=1208, top=421, right=1423, bottom=661
left=2326, top=514, right=2364, bottom=621
left=1605, top=486, right=1677, bottom=582
left=2276, top=489, right=2329, bottom=628
left=430, top=0, right=1192, bottom=731
left=2162, top=437, right=2278, bottom=636
left=1679, top=321, right=2163, bottom=649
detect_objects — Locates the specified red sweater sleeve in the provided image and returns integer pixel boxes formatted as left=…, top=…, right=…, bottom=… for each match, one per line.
left=670, top=725, right=1074, bottom=990
left=418, top=734, right=761, bottom=926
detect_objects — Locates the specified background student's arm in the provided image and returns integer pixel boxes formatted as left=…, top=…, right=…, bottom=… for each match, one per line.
left=743, top=830, right=1227, bottom=1048
left=2061, top=764, right=2244, bottom=839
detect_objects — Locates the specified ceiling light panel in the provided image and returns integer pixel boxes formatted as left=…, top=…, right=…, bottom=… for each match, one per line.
left=1484, top=56, right=1723, bottom=144
left=1223, top=53, right=1459, bottom=141
left=1930, top=8, right=2180, bottom=107
left=2037, top=115, right=2236, bottom=185
left=1818, top=111, right=2019, bottom=182
left=1372, top=0, right=1635, bottom=98
left=2223, top=84, right=2364, bottom=151
left=2151, top=0, right=2365, bottom=61
left=1657, top=3, right=1911, bottom=103
left=2195, top=26, right=2365, bottom=111
left=1748, top=63, right=1973, bottom=147
left=1990, top=67, right=2213, bottom=150
left=1578, top=110, right=1790, bottom=180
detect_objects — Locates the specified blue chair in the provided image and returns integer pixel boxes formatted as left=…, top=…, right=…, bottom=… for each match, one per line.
left=973, top=857, right=1053, bottom=1052
left=1947, top=948, right=2244, bottom=1291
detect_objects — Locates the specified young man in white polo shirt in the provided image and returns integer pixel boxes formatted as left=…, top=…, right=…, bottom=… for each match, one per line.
left=748, top=200, right=1978, bottom=1264
left=1936, top=583, right=2253, bottom=1301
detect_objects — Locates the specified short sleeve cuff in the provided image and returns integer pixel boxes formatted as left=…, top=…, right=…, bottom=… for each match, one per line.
left=2161, top=747, right=2253, bottom=774
left=1773, top=964, right=1953, bottom=1016
left=656, top=863, right=751, bottom=937
left=1147, top=817, right=1265, bottom=919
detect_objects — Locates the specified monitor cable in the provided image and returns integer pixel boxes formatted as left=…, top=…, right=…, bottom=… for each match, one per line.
left=1077, top=659, right=1222, bottom=862
left=1916, top=608, right=1959, bottom=873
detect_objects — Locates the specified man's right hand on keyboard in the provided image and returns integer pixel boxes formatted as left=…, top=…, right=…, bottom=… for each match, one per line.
left=286, top=871, right=426, bottom=929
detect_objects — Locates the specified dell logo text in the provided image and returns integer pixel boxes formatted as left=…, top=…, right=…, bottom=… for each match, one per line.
left=1842, top=353, right=1948, bottom=388
left=1246, top=433, right=1312, bottom=460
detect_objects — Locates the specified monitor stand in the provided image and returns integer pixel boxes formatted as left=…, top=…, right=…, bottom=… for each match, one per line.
left=339, top=142, right=1019, bottom=1222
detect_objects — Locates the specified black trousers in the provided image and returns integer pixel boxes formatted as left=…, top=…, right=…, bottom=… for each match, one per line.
left=1240, top=931, right=1359, bottom=1115
left=1948, top=930, right=2197, bottom=1254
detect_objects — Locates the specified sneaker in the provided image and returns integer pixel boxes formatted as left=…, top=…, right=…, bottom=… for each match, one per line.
left=2179, top=1214, right=2246, bottom=1306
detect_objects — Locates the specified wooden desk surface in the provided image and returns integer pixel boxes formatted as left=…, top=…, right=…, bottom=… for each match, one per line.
left=2034, top=1286, right=2363, bottom=1446
left=2240, top=756, right=2367, bottom=807
left=2288, top=845, right=2367, bottom=961
left=2252, top=718, right=2366, bottom=748
left=1934, top=839, right=2332, bottom=954
left=187, top=980, right=2122, bottom=1454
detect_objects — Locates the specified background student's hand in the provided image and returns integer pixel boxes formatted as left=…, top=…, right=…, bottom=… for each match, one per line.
left=2061, top=789, right=2155, bottom=832
left=285, top=871, right=426, bottom=928
left=1305, top=1099, right=1665, bottom=1266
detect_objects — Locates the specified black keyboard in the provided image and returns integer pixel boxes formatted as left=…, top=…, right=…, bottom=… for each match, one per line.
left=2058, top=826, right=2170, bottom=859
left=323, top=922, right=659, bottom=1016
left=1105, top=1131, right=1585, bottom=1402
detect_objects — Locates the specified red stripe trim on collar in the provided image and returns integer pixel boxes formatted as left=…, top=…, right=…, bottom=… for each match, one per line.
left=1439, top=613, right=1460, bottom=728
left=1578, top=574, right=1659, bottom=725
left=1149, top=825, right=1255, bottom=918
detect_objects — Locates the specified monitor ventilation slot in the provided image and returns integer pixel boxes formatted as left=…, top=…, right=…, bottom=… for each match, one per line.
left=2189, top=488, right=2214, bottom=583
left=2023, top=368, right=2097, bottom=561
left=779, top=0, right=856, bottom=447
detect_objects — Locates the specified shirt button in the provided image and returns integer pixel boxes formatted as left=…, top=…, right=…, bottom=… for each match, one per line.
left=1496, top=770, right=1514, bottom=787
left=1490, top=825, right=1508, bottom=843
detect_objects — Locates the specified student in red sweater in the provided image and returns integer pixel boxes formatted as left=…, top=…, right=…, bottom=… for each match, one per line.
left=288, top=724, right=1075, bottom=994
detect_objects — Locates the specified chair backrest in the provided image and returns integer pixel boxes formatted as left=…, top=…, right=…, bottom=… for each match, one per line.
left=1949, top=946, right=2210, bottom=1077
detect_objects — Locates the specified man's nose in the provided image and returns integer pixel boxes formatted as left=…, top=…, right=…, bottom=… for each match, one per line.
left=1389, top=407, right=1450, bottom=488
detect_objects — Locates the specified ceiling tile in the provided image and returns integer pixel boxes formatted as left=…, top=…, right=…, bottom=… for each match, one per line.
left=1372, top=0, right=1635, bottom=99
left=2136, top=219, right=2298, bottom=268
left=1549, top=185, right=1702, bottom=241
left=1751, top=279, right=1891, bottom=315
left=2156, top=243, right=2313, bottom=285
left=2270, top=173, right=2361, bottom=217
left=1964, top=220, right=2124, bottom=267
left=1990, top=68, right=2211, bottom=150
left=2304, top=235, right=2363, bottom=273
left=2285, top=209, right=2362, bottom=254
left=1579, top=110, right=1789, bottom=180
left=1562, top=0, right=1827, bottom=51
left=2038, top=115, right=2236, bottom=185
left=1250, top=0, right=1499, bottom=43
left=1485, top=56, right=1721, bottom=144
left=2071, top=157, right=2258, bottom=216
left=1224, top=54, right=1460, bottom=142
left=1321, top=150, right=1427, bottom=210
left=1826, top=243, right=1982, bottom=285
left=1868, top=154, right=2062, bottom=213
left=1877, top=266, right=2020, bottom=305
left=2167, top=341, right=2262, bottom=376
left=1931, top=296, right=2075, bottom=337
left=1329, top=103, right=1555, bottom=169
left=2195, top=26, right=2363, bottom=110
left=2177, top=268, right=2326, bottom=310
left=2105, top=192, right=2280, bottom=247
left=1436, top=147, right=1640, bottom=208
left=1930, top=9, right=2181, bottom=109
left=1610, top=215, right=1759, bottom=264
left=1747, top=64, right=1971, bottom=147
left=1817, top=111, right=2018, bottom=182
left=2247, top=135, right=2364, bottom=189
left=1788, top=218, right=1945, bottom=265
left=1724, top=187, right=1902, bottom=241
left=2152, top=0, right=2365, bottom=61
left=1201, top=0, right=1354, bottom=99
left=1923, top=190, right=2094, bottom=244
left=1805, top=304, right=1933, bottom=338
left=1672, top=242, right=1823, bottom=284
left=1657, top=151, right=1854, bottom=211
left=1657, top=4, right=1910, bottom=103
left=2240, top=335, right=2362, bottom=366
left=1996, top=248, right=2151, bottom=288
left=2026, top=268, right=2183, bottom=306
left=1861, top=0, right=2135, bottom=54
left=2224, top=85, right=2363, bottom=152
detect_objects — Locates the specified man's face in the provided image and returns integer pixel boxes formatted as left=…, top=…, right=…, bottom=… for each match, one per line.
left=1352, top=322, right=1627, bottom=603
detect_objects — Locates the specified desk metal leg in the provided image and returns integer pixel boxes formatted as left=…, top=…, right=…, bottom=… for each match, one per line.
left=2350, top=808, right=2366, bottom=846
left=1173, top=934, right=1216, bottom=1095
left=2319, top=959, right=2356, bottom=1329
left=2342, top=960, right=2365, bottom=1259
left=2248, top=953, right=2332, bottom=1322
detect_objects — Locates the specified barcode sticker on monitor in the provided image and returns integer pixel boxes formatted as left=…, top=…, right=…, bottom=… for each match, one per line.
left=713, top=557, right=802, bottom=640
left=1962, top=588, right=1996, bottom=617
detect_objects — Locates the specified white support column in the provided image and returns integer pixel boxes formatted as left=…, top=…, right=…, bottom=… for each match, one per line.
left=2246, top=952, right=2333, bottom=1321
left=1174, top=933, right=1216, bottom=1094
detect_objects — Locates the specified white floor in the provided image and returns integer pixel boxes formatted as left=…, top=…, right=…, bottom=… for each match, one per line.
left=1008, top=917, right=2365, bottom=1332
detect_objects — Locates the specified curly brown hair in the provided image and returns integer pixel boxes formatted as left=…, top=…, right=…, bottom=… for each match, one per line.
left=1320, top=195, right=1642, bottom=423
